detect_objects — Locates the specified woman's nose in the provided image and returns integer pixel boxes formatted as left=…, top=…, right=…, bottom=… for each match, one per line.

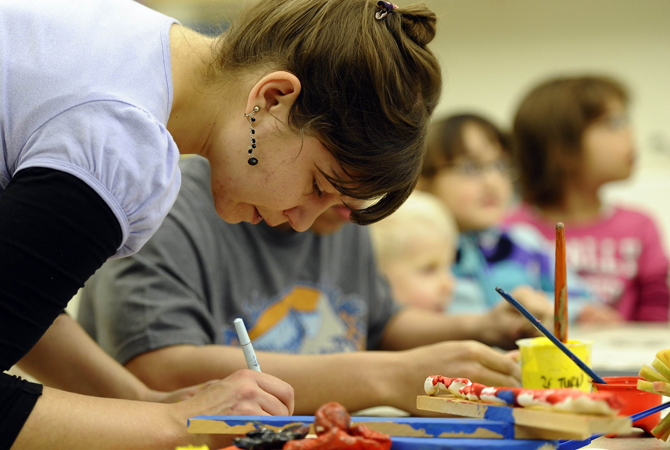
left=284, top=194, right=341, bottom=232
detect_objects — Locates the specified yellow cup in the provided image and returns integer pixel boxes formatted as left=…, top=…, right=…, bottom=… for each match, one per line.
left=516, top=337, right=593, bottom=392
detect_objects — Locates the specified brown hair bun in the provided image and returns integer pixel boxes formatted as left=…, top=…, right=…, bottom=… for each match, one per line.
left=399, top=4, right=437, bottom=48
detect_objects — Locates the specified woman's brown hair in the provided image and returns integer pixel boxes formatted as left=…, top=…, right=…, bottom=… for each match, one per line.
left=212, top=0, right=442, bottom=224
left=421, top=113, right=510, bottom=179
left=513, top=75, right=629, bottom=208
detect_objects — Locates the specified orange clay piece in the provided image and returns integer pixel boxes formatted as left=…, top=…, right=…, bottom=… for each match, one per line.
left=284, top=402, right=391, bottom=450
left=314, top=401, right=351, bottom=434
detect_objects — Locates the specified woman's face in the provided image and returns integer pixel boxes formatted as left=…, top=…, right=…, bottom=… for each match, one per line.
left=425, top=123, right=513, bottom=232
left=206, top=118, right=355, bottom=232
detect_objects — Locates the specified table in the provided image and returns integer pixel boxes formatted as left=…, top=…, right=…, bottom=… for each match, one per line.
left=571, top=324, right=670, bottom=377
left=585, top=429, right=670, bottom=449
left=559, top=325, right=670, bottom=448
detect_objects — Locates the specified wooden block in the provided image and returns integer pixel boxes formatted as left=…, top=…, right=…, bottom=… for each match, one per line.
left=639, top=379, right=670, bottom=396
left=391, top=436, right=557, bottom=450
left=640, top=364, right=668, bottom=383
left=187, top=415, right=518, bottom=439
left=417, top=395, right=631, bottom=441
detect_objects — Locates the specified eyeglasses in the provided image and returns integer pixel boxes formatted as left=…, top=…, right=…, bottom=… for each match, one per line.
left=594, top=113, right=630, bottom=130
left=446, top=159, right=515, bottom=178
left=606, top=114, right=630, bottom=130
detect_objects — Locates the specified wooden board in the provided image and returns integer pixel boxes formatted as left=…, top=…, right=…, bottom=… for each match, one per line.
left=189, top=416, right=558, bottom=449
left=187, top=415, right=518, bottom=439
left=391, top=437, right=557, bottom=450
left=417, top=395, right=631, bottom=441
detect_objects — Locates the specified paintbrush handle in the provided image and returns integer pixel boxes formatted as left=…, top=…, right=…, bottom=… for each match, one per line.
left=495, top=286, right=607, bottom=385
left=555, top=222, right=568, bottom=343
left=630, top=401, right=670, bottom=422
left=557, top=437, right=593, bottom=450
left=558, top=402, right=670, bottom=449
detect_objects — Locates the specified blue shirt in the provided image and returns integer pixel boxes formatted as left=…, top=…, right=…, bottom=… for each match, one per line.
left=449, top=223, right=596, bottom=322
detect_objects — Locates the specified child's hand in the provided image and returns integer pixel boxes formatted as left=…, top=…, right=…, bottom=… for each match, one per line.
left=400, top=340, right=521, bottom=414
left=505, top=350, right=520, bottom=363
left=510, top=286, right=554, bottom=327
left=481, top=286, right=553, bottom=349
left=576, top=304, right=624, bottom=324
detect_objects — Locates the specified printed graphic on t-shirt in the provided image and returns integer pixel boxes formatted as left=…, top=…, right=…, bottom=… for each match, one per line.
left=566, top=236, right=642, bottom=304
left=223, top=284, right=367, bottom=353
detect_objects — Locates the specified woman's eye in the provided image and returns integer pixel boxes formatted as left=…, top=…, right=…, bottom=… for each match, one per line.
left=313, top=180, right=323, bottom=198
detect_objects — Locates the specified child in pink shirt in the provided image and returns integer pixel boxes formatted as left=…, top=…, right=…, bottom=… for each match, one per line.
left=506, top=75, right=669, bottom=322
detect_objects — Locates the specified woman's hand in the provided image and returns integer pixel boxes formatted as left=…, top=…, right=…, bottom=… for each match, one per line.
left=171, top=369, right=295, bottom=448
left=12, top=369, right=294, bottom=450
left=143, top=379, right=219, bottom=404
left=174, top=369, right=294, bottom=417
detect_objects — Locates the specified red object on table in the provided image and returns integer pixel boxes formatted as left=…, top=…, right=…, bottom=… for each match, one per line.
left=284, top=402, right=391, bottom=450
left=593, top=376, right=663, bottom=435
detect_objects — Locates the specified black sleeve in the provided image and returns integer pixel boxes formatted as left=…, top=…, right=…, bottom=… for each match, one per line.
left=0, top=167, right=122, bottom=369
left=0, top=373, right=43, bottom=450
left=0, top=168, right=122, bottom=448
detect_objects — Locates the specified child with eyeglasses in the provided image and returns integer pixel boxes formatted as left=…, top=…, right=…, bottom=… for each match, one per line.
left=418, top=114, right=598, bottom=335
left=506, top=75, right=669, bottom=323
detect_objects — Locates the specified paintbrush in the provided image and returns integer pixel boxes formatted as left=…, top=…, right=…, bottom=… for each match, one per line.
left=557, top=401, right=670, bottom=450
left=495, top=286, right=607, bottom=385
left=555, top=222, right=568, bottom=343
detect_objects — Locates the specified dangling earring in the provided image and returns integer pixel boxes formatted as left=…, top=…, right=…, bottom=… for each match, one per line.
left=244, top=106, right=260, bottom=166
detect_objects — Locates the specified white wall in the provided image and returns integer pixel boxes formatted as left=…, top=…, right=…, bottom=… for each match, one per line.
left=424, top=0, right=670, bottom=250
left=148, top=0, right=670, bottom=249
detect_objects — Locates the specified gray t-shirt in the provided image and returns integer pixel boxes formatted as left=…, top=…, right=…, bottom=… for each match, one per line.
left=78, top=157, right=400, bottom=364
left=0, top=0, right=180, bottom=258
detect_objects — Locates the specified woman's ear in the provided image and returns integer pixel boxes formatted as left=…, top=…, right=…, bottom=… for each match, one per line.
left=246, top=71, right=301, bottom=119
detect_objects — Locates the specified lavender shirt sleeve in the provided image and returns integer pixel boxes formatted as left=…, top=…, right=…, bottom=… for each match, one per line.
left=16, top=101, right=181, bottom=259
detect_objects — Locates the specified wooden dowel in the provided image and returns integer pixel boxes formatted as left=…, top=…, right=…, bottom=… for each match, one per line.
left=555, top=222, right=568, bottom=343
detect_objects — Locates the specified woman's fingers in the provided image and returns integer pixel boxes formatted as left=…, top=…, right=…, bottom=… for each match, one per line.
left=179, top=370, right=294, bottom=418
left=252, top=371, right=295, bottom=416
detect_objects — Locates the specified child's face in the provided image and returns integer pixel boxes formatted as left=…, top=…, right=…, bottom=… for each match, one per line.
left=426, top=123, right=513, bottom=232
left=384, top=234, right=455, bottom=312
left=579, top=99, right=635, bottom=187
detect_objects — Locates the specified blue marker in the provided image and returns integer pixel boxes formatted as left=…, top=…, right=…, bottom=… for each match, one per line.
left=234, top=318, right=261, bottom=372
